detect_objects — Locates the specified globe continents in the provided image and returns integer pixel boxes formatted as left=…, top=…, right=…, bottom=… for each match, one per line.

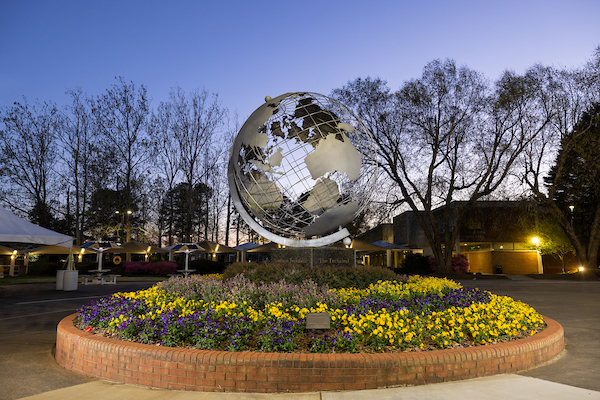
left=228, top=92, right=377, bottom=246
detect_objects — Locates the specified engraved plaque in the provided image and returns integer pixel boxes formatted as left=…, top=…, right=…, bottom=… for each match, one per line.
left=306, top=312, right=331, bottom=329
left=271, top=247, right=356, bottom=268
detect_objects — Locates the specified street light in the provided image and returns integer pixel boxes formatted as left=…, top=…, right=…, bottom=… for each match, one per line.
left=569, top=205, right=574, bottom=227
left=125, top=210, right=133, bottom=242
left=115, top=210, right=133, bottom=243
left=531, top=236, right=543, bottom=274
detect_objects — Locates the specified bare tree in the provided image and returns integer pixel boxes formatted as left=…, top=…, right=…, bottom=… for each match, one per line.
left=92, top=77, right=153, bottom=243
left=522, top=56, right=600, bottom=269
left=334, top=59, right=547, bottom=273
left=150, top=99, right=182, bottom=246
left=57, top=88, right=98, bottom=244
left=207, top=137, right=235, bottom=243
left=0, top=98, right=60, bottom=227
left=157, top=86, right=227, bottom=241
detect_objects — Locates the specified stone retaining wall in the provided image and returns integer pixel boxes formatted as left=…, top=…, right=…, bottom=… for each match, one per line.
left=56, top=314, right=564, bottom=393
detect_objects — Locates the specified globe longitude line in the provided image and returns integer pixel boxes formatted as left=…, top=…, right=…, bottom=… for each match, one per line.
left=230, top=92, right=377, bottom=246
left=275, top=130, right=335, bottom=220
left=275, top=97, right=360, bottom=226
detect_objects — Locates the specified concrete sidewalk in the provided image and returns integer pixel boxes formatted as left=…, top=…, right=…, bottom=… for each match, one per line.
left=17, top=375, right=600, bottom=400
left=2, top=279, right=600, bottom=400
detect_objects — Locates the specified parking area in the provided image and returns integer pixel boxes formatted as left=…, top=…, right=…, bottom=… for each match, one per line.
left=0, top=281, right=157, bottom=400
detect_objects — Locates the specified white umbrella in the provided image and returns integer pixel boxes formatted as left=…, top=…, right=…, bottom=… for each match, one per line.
left=81, top=241, right=123, bottom=271
left=165, top=243, right=205, bottom=272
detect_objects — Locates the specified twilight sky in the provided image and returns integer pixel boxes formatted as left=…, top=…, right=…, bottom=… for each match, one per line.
left=1, top=0, right=599, bottom=124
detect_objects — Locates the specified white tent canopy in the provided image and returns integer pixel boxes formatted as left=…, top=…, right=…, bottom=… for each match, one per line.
left=0, top=206, right=72, bottom=247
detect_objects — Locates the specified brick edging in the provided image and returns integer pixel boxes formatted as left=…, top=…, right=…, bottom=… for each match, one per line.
left=55, top=314, right=564, bottom=393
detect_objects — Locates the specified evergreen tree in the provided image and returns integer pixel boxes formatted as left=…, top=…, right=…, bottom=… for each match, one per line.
left=544, top=103, right=600, bottom=268
left=159, top=182, right=211, bottom=242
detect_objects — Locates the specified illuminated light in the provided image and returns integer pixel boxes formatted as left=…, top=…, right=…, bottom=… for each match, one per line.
left=569, top=205, right=575, bottom=212
left=531, top=237, right=540, bottom=245
left=127, top=210, right=133, bottom=215
left=147, top=246, right=151, bottom=253
left=578, top=266, right=584, bottom=272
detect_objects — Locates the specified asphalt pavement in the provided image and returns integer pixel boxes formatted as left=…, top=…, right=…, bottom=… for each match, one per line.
left=1, top=277, right=599, bottom=400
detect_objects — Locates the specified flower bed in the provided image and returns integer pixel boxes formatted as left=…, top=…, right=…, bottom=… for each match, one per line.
left=75, top=275, right=546, bottom=353
left=123, top=261, right=178, bottom=276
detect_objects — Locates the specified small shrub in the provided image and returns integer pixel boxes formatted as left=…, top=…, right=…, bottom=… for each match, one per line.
left=397, top=253, right=432, bottom=275
left=223, top=262, right=400, bottom=288
left=309, top=265, right=400, bottom=289
left=451, top=254, right=470, bottom=274
left=188, top=258, right=227, bottom=275
left=223, top=262, right=297, bottom=283
left=427, top=255, right=470, bottom=274
left=27, top=260, right=58, bottom=275
left=123, top=261, right=178, bottom=276
left=159, top=273, right=339, bottom=310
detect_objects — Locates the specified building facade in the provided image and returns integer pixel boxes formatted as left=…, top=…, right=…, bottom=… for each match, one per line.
left=393, top=201, right=544, bottom=275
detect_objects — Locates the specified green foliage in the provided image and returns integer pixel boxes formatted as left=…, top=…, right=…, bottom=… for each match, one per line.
left=223, top=262, right=399, bottom=289
left=524, top=215, right=575, bottom=273
left=545, top=103, right=600, bottom=250
left=188, top=258, right=227, bottom=275
left=428, top=254, right=470, bottom=274
left=159, top=182, right=212, bottom=242
left=28, top=199, right=57, bottom=230
left=451, top=255, right=470, bottom=274
left=397, top=253, right=432, bottom=275
left=123, top=261, right=177, bottom=276
left=309, top=335, right=332, bottom=353
left=85, top=187, right=143, bottom=242
left=309, top=265, right=399, bottom=289
left=27, top=260, right=59, bottom=276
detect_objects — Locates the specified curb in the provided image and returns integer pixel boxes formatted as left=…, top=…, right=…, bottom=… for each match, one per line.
left=56, top=314, right=564, bottom=393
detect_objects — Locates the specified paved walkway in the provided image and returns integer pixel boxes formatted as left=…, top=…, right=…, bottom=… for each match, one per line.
left=1, top=279, right=599, bottom=400
left=16, top=375, right=600, bottom=400
left=504, top=274, right=535, bottom=280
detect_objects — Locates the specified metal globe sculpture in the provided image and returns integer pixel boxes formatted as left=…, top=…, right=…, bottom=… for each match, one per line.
left=228, top=92, right=377, bottom=247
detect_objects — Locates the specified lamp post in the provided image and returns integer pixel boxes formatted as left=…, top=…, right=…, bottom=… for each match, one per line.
left=115, top=210, right=133, bottom=243
left=115, top=209, right=133, bottom=262
left=125, top=209, right=132, bottom=242
left=530, top=236, right=543, bottom=274
left=115, top=211, right=122, bottom=242
left=569, top=205, right=574, bottom=227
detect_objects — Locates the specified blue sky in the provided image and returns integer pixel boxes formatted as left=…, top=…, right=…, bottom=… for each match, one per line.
left=1, top=0, right=599, bottom=123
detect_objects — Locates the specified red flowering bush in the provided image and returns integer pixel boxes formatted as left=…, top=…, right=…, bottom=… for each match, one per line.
left=427, top=255, right=470, bottom=274
left=451, top=254, right=470, bottom=274
left=123, top=261, right=178, bottom=276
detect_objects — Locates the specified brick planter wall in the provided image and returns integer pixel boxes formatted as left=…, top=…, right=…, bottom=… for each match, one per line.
left=56, top=314, right=564, bottom=393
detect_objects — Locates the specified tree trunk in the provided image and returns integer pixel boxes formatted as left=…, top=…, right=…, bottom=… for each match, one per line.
left=225, top=194, right=231, bottom=246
